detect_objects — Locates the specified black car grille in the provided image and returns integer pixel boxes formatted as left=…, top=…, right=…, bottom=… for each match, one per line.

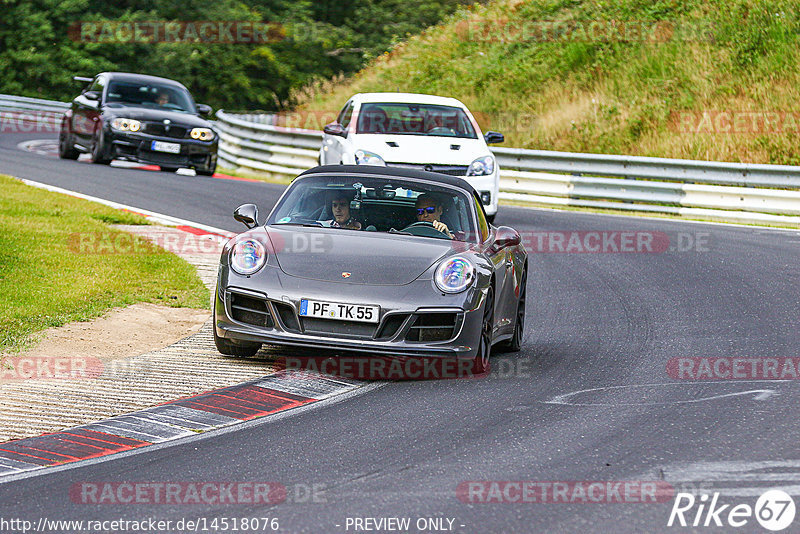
left=229, top=293, right=273, bottom=328
left=386, top=163, right=469, bottom=176
left=301, top=318, right=377, bottom=338
left=143, top=122, right=188, bottom=139
left=405, top=312, right=460, bottom=342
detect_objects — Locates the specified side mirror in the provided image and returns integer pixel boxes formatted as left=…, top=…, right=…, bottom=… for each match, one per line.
left=83, top=90, right=100, bottom=101
left=493, top=226, right=521, bottom=250
left=484, top=131, right=504, bottom=144
left=323, top=122, right=346, bottom=137
left=234, top=204, right=259, bottom=229
left=196, top=103, right=212, bottom=116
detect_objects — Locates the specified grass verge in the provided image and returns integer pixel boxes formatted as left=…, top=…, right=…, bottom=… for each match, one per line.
left=0, top=175, right=210, bottom=352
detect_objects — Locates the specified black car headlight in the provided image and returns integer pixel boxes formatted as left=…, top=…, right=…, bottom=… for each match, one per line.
left=111, top=118, right=141, bottom=132
left=190, top=128, right=215, bottom=141
left=230, top=239, right=266, bottom=275
left=435, top=257, right=475, bottom=293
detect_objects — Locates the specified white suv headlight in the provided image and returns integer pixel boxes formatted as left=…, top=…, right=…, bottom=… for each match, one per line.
left=467, top=155, right=495, bottom=176
left=190, top=128, right=215, bottom=141
left=230, top=239, right=266, bottom=275
left=111, top=118, right=141, bottom=132
left=435, top=257, right=475, bottom=293
left=354, top=150, right=386, bottom=166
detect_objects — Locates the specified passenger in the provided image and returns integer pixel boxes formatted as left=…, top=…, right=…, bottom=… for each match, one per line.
left=324, top=194, right=362, bottom=229
left=415, top=194, right=453, bottom=238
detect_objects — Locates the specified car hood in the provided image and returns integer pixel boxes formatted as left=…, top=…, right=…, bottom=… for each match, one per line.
left=267, top=227, right=459, bottom=285
left=103, top=105, right=210, bottom=127
left=353, top=135, right=489, bottom=165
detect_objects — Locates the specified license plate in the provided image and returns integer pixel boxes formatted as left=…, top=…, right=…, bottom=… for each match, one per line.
left=151, top=140, right=181, bottom=154
left=299, top=299, right=379, bottom=323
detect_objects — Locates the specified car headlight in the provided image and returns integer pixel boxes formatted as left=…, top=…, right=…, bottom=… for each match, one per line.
left=467, top=155, right=495, bottom=176
left=354, top=150, right=386, bottom=166
left=435, top=257, right=475, bottom=293
left=190, top=127, right=215, bottom=141
left=111, top=118, right=141, bottom=132
left=230, top=239, right=266, bottom=275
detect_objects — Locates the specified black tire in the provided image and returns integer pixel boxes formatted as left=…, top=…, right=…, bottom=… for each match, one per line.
left=58, top=125, right=79, bottom=160
left=212, top=299, right=261, bottom=357
left=497, top=269, right=526, bottom=353
left=214, top=329, right=261, bottom=357
left=160, top=166, right=180, bottom=173
left=472, top=287, right=494, bottom=375
left=90, top=130, right=111, bottom=164
left=196, top=161, right=217, bottom=176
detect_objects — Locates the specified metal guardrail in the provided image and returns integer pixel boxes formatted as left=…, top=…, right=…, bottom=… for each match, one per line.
left=0, top=94, right=69, bottom=130
left=214, top=110, right=800, bottom=225
left=2, top=94, right=798, bottom=225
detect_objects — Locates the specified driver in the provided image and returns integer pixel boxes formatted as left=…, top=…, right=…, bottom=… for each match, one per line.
left=156, top=92, right=170, bottom=105
left=415, top=194, right=453, bottom=238
left=323, top=194, right=362, bottom=230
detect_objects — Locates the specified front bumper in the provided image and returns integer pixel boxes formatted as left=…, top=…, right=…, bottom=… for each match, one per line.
left=107, top=130, right=217, bottom=170
left=214, top=268, right=486, bottom=360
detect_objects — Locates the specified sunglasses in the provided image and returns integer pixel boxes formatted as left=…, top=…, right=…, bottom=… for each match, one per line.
left=416, top=206, right=437, bottom=215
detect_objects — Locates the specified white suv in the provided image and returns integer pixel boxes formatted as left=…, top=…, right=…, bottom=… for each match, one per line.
left=320, top=93, right=504, bottom=222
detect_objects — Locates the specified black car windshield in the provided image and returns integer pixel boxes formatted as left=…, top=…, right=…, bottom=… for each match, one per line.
left=268, top=175, right=477, bottom=242
left=106, top=81, right=195, bottom=113
left=356, top=103, right=477, bottom=138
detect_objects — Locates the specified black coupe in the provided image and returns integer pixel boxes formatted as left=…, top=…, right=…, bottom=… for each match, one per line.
left=59, top=72, right=218, bottom=175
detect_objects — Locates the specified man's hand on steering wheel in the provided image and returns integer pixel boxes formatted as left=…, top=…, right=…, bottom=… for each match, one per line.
left=431, top=220, right=453, bottom=238
left=402, top=220, right=453, bottom=239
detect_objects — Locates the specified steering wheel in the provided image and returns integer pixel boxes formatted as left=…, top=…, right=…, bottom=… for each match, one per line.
left=426, top=126, right=457, bottom=136
left=400, top=221, right=450, bottom=238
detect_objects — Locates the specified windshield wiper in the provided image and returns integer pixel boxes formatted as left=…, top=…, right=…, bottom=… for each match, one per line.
left=388, top=228, right=413, bottom=236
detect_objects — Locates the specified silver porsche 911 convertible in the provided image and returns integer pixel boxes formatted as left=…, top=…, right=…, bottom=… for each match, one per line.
left=214, top=165, right=527, bottom=374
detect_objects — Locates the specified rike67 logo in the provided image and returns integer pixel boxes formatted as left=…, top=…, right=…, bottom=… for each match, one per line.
left=668, top=490, right=796, bottom=531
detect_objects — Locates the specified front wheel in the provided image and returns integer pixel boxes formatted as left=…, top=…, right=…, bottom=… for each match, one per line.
left=497, top=269, right=526, bottom=353
left=90, top=130, right=111, bottom=164
left=472, top=287, right=494, bottom=375
left=213, top=300, right=262, bottom=357
left=196, top=161, right=216, bottom=176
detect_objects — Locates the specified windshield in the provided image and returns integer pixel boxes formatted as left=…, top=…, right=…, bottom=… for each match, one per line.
left=105, top=81, right=196, bottom=113
left=356, top=103, right=477, bottom=138
left=268, top=175, right=477, bottom=242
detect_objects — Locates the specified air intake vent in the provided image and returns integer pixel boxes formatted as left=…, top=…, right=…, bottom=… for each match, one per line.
left=272, top=302, right=300, bottom=332
left=405, top=313, right=460, bottom=342
left=230, top=293, right=273, bottom=328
